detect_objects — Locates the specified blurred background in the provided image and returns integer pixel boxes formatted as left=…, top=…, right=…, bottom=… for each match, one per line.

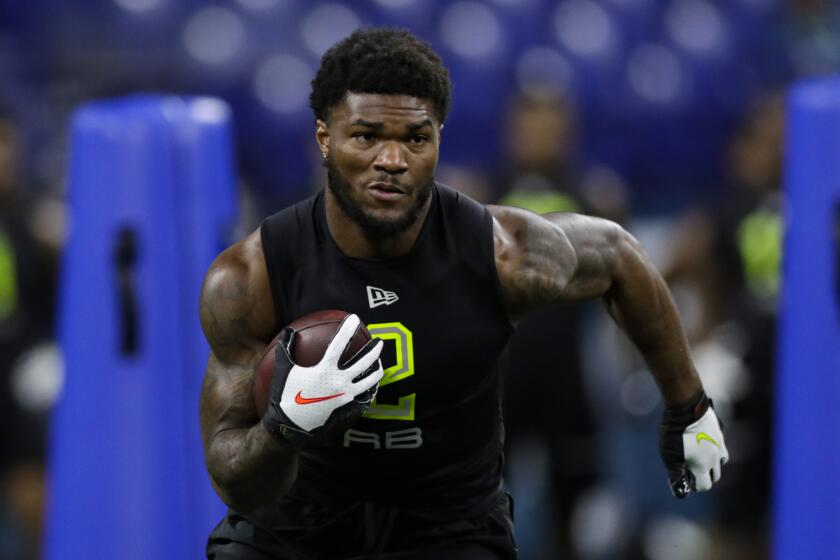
left=0, top=0, right=837, bottom=558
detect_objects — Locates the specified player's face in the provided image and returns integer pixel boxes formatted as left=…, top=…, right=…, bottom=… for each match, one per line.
left=317, top=93, right=441, bottom=239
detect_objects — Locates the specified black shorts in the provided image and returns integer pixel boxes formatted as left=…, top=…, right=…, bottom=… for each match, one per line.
left=206, top=493, right=517, bottom=560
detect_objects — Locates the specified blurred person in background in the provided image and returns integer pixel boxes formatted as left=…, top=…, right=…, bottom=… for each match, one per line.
left=666, top=94, right=784, bottom=560
left=496, top=93, right=597, bottom=560
left=496, top=94, right=581, bottom=214
left=498, top=92, right=651, bottom=560
left=0, top=112, right=61, bottom=560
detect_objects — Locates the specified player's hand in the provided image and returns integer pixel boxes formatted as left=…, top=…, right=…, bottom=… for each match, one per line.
left=659, top=390, right=729, bottom=498
left=262, top=314, right=384, bottom=447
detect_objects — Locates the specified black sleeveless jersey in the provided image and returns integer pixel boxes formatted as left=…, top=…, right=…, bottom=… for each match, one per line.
left=257, top=183, right=513, bottom=520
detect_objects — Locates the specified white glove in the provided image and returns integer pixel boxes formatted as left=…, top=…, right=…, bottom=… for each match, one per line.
left=262, top=314, right=384, bottom=446
left=682, top=406, right=730, bottom=491
left=660, top=390, right=730, bottom=498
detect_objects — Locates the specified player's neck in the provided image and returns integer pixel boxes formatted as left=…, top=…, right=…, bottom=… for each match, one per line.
left=324, top=191, right=432, bottom=260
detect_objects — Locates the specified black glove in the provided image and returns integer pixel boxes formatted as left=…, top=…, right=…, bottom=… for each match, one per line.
left=659, top=389, right=730, bottom=498
left=262, top=314, right=383, bottom=447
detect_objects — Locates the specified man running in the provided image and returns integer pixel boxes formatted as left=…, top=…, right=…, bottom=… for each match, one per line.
left=200, top=27, right=728, bottom=560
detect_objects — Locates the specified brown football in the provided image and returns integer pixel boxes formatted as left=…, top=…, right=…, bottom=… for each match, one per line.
left=252, top=310, right=371, bottom=417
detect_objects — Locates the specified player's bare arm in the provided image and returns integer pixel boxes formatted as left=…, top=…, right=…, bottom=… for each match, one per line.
left=491, top=205, right=701, bottom=403
left=491, top=205, right=728, bottom=497
left=199, top=230, right=298, bottom=513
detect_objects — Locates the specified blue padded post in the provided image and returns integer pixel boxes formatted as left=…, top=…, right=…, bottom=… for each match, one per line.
left=774, top=77, right=840, bottom=559
left=45, top=96, right=235, bottom=559
left=167, top=98, right=238, bottom=547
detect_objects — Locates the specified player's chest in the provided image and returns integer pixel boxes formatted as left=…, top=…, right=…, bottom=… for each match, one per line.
left=286, top=258, right=510, bottom=405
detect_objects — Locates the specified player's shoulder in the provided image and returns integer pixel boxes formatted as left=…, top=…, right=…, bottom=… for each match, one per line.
left=203, top=229, right=265, bottom=297
left=201, top=229, right=276, bottom=345
left=487, top=203, right=631, bottom=282
left=485, top=204, right=554, bottom=256
left=487, top=204, right=615, bottom=242
left=485, top=205, right=590, bottom=275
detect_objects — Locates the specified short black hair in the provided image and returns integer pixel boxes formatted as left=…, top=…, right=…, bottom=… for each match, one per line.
left=310, top=27, right=452, bottom=124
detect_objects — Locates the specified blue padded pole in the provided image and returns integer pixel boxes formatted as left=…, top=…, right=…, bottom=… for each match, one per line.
left=168, top=97, right=238, bottom=546
left=774, top=77, right=840, bottom=559
left=45, top=95, right=234, bottom=559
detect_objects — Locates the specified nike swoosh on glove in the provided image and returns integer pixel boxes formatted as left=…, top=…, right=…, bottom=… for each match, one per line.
left=659, top=390, right=730, bottom=498
left=262, top=314, right=384, bottom=447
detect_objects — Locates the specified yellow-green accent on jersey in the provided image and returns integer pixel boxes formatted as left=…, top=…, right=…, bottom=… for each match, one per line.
left=361, top=393, right=416, bottom=422
left=696, top=432, right=720, bottom=448
left=364, top=322, right=416, bottom=421
left=366, top=323, right=414, bottom=387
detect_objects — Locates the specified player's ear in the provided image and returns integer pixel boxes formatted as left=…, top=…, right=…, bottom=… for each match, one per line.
left=438, top=123, right=444, bottom=144
left=315, top=119, right=329, bottom=160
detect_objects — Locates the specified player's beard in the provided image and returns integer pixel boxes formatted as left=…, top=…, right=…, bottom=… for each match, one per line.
left=326, top=155, right=434, bottom=240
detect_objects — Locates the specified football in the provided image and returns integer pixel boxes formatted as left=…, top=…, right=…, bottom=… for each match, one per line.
left=252, top=309, right=372, bottom=417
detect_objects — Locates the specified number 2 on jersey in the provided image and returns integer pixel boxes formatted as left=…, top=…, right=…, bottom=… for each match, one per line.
left=363, top=322, right=415, bottom=421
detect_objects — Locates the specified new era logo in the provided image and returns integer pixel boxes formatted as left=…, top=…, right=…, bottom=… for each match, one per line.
left=367, top=286, right=399, bottom=308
